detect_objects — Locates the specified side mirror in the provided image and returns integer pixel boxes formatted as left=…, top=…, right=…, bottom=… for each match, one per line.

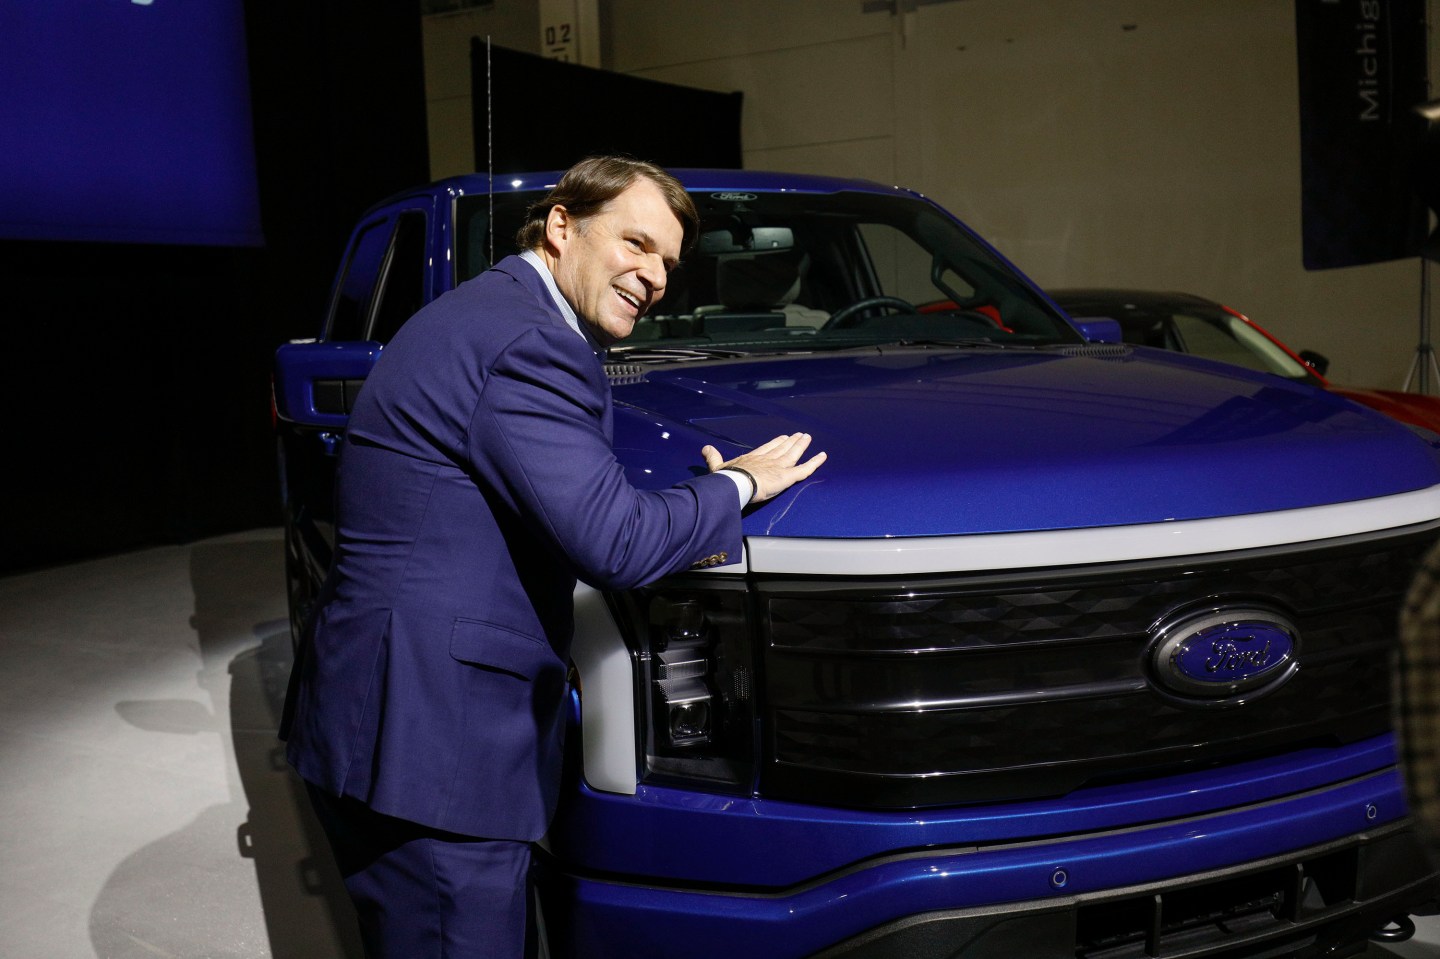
left=274, top=340, right=382, bottom=429
left=1297, top=349, right=1330, bottom=377
left=1069, top=316, right=1124, bottom=345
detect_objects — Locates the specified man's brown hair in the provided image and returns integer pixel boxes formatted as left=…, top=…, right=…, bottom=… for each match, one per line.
left=515, top=155, right=699, bottom=254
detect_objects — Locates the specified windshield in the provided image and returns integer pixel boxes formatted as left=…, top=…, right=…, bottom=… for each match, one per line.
left=455, top=188, right=1080, bottom=359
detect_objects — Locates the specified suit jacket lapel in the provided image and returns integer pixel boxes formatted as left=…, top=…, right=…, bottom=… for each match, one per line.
left=490, top=255, right=615, bottom=441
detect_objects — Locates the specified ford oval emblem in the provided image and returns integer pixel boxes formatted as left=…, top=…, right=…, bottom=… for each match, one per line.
left=710, top=192, right=757, bottom=202
left=1150, top=606, right=1299, bottom=702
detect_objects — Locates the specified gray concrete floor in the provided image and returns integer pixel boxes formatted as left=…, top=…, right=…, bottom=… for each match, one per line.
left=0, top=529, right=359, bottom=958
left=1, top=527, right=1439, bottom=958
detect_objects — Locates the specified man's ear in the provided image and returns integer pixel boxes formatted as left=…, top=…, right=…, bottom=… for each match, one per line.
left=544, top=204, right=570, bottom=254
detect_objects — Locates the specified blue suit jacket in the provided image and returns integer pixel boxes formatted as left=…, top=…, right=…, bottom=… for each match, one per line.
left=284, top=256, right=742, bottom=840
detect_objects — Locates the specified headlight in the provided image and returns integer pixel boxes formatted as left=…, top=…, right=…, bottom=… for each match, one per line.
left=611, top=579, right=755, bottom=791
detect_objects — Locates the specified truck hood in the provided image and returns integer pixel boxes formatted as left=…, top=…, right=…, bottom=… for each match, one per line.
left=609, top=347, right=1440, bottom=539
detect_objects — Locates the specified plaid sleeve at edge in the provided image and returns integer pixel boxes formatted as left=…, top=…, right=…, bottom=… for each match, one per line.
left=1398, top=537, right=1440, bottom=850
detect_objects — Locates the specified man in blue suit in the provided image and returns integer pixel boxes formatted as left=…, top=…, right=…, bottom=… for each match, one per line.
left=283, top=156, right=825, bottom=957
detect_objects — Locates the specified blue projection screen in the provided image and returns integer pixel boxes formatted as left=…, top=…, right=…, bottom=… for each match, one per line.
left=0, top=0, right=263, bottom=246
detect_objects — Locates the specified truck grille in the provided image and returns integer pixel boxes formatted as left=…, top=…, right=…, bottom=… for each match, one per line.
left=754, top=524, right=1438, bottom=808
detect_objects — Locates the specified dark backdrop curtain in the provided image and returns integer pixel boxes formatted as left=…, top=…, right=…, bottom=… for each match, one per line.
left=471, top=41, right=743, bottom=173
left=0, top=0, right=429, bottom=574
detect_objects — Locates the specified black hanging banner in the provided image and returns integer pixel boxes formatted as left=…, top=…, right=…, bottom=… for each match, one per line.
left=471, top=41, right=743, bottom=175
left=1295, top=0, right=1428, bottom=270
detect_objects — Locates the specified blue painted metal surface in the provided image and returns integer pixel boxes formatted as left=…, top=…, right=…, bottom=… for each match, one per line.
left=610, top=348, right=1440, bottom=537
left=549, top=734, right=1400, bottom=888
left=429, top=167, right=911, bottom=200
left=273, top=339, right=382, bottom=430
left=546, top=761, right=1407, bottom=959
left=279, top=336, right=1440, bottom=537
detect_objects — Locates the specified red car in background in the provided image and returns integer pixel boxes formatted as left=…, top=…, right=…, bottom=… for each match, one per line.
left=1051, top=288, right=1440, bottom=434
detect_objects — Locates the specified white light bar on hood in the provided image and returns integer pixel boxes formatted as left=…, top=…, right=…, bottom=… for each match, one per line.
left=745, top=484, right=1440, bottom=577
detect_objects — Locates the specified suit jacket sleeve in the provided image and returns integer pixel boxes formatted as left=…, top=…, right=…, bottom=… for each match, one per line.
left=466, top=322, right=740, bottom=590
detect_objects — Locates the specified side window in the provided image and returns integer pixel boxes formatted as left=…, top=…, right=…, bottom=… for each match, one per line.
left=326, top=217, right=393, bottom=341
left=857, top=222, right=972, bottom=306
left=368, top=211, right=428, bottom=344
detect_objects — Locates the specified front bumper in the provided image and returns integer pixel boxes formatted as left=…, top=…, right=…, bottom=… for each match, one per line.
left=536, top=769, right=1439, bottom=959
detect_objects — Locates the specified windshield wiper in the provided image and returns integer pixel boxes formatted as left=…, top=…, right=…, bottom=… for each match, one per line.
left=606, top=345, right=753, bottom=363
left=824, top=338, right=1043, bottom=353
left=898, top=338, right=1037, bottom=349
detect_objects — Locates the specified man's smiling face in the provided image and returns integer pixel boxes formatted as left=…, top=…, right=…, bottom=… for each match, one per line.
left=546, top=178, right=683, bottom=345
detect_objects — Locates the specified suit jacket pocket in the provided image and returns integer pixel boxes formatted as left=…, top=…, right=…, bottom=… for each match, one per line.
left=448, top=618, right=553, bottom=680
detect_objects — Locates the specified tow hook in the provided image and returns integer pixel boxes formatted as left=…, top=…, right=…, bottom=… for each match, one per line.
left=1370, top=914, right=1417, bottom=943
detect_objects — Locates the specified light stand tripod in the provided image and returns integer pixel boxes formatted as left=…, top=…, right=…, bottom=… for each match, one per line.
left=1405, top=89, right=1440, bottom=394
left=1404, top=256, right=1440, bottom=394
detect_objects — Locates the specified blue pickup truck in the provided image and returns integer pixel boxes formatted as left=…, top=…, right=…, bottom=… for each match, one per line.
left=274, top=169, right=1440, bottom=958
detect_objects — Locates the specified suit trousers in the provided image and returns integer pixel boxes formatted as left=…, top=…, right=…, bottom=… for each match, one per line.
left=306, top=783, right=532, bottom=958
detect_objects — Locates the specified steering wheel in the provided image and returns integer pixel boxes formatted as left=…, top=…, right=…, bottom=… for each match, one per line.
left=822, top=295, right=918, bottom=330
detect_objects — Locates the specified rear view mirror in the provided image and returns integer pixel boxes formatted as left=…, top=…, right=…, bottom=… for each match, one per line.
left=699, top=226, right=794, bottom=254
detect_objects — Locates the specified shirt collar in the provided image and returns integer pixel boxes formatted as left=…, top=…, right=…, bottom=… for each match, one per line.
left=519, top=249, right=589, bottom=344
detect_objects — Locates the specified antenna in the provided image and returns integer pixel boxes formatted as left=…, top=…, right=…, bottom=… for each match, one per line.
left=486, top=35, right=494, bottom=267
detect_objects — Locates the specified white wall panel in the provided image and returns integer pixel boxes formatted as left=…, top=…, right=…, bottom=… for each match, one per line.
left=745, top=135, right=896, bottom=184
left=625, top=33, right=895, bottom=159
left=886, top=0, right=1420, bottom=389
left=603, top=0, right=886, bottom=71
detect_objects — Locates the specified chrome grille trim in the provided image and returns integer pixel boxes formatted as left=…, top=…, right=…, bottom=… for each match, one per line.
left=753, top=522, right=1440, bottom=808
